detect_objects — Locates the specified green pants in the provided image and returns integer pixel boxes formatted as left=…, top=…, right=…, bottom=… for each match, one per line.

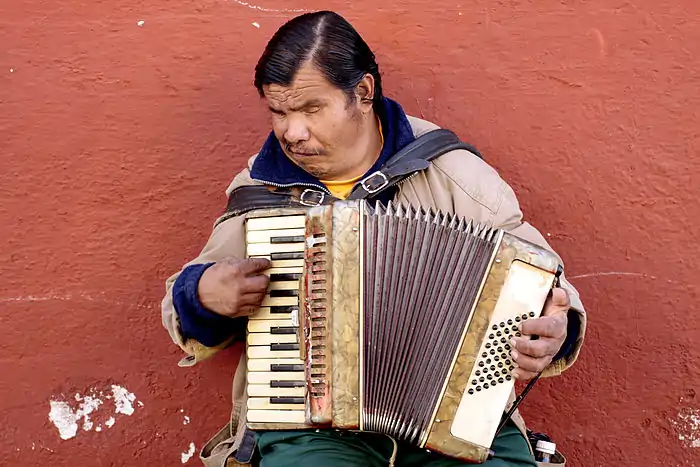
left=254, top=419, right=536, bottom=467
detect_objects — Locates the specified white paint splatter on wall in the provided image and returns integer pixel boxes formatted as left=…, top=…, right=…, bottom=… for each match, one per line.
left=111, top=384, right=136, bottom=415
left=672, top=407, right=700, bottom=448
left=48, top=385, right=142, bottom=440
left=231, top=0, right=309, bottom=13
left=137, top=20, right=145, bottom=27
left=181, top=442, right=196, bottom=464
left=48, top=401, right=80, bottom=440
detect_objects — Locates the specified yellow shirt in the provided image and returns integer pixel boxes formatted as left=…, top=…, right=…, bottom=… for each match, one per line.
left=321, top=119, right=384, bottom=199
left=321, top=174, right=365, bottom=199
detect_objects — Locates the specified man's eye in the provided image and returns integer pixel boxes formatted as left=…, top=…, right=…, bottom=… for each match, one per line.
left=305, top=106, right=320, bottom=114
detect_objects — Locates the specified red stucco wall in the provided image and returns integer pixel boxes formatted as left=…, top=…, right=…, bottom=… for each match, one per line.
left=2, top=0, right=699, bottom=465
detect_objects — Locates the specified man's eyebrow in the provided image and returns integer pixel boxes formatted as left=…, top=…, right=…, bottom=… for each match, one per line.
left=268, top=99, right=324, bottom=113
left=289, top=99, right=324, bottom=111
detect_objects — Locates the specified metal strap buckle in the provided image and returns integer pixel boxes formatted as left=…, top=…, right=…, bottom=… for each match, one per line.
left=299, top=189, right=326, bottom=207
left=360, top=171, right=389, bottom=194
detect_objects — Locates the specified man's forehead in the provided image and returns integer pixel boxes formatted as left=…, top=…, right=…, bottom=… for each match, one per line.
left=264, top=64, right=336, bottom=108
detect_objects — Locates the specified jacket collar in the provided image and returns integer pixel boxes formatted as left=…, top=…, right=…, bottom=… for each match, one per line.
left=249, top=97, right=416, bottom=191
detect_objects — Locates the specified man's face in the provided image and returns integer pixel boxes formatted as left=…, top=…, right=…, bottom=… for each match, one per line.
left=263, top=62, right=368, bottom=180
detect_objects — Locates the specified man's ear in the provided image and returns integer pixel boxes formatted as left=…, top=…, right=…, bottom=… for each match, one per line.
left=355, top=73, right=375, bottom=112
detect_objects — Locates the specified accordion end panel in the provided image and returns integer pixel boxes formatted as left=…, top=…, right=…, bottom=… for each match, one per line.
left=424, top=233, right=561, bottom=463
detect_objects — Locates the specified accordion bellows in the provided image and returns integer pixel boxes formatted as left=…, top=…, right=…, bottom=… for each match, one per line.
left=244, top=200, right=561, bottom=463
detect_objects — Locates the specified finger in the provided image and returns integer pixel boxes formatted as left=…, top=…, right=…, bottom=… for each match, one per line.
left=235, top=258, right=272, bottom=275
left=511, top=367, right=539, bottom=382
left=241, top=274, right=270, bottom=294
left=521, top=314, right=567, bottom=339
left=542, top=288, right=570, bottom=316
left=510, top=349, right=552, bottom=374
left=510, top=336, right=560, bottom=359
left=239, top=291, right=267, bottom=307
left=238, top=305, right=261, bottom=316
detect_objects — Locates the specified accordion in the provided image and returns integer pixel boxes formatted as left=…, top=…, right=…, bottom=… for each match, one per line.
left=243, top=200, right=561, bottom=463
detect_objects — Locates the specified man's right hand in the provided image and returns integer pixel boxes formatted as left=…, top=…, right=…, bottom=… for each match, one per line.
left=197, top=257, right=271, bottom=318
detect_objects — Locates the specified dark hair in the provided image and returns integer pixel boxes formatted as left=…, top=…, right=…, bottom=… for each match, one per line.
left=254, top=11, right=384, bottom=115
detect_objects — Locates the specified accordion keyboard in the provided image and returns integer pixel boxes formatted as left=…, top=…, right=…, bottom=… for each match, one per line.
left=245, top=214, right=308, bottom=424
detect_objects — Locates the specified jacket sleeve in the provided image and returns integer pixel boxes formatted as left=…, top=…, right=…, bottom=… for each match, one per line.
left=161, top=213, right=248, bottom=367
left=488, top=179, right=587, bottom=378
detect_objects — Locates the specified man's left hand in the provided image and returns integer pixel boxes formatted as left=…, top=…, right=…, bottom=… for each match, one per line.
left=509, top=287, right=570, bottom=381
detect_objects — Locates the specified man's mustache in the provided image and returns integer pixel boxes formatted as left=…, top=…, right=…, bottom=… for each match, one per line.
left=285, top=143, right=324, bottom=156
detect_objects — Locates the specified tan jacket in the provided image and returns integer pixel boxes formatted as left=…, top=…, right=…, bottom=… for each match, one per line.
left=161, top=116, right=586, bottom=466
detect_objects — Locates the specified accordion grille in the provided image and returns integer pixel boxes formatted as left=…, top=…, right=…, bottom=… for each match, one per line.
left=362, top=203, right=498, bottom=444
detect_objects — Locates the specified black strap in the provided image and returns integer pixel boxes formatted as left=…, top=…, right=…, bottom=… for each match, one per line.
left=216, top=129, right=481, bottom=226
left=348, top=129, right=481, bottom=200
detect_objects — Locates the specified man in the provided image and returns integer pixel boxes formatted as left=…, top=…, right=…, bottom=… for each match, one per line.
left=161, top=10, right=586, bottom=467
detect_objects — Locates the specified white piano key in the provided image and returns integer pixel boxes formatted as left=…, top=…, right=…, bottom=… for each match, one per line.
left=249, top=307, right=294, bottom=320
left=247, top=242, right=305, bottom=256
left=262, top=267, right=304, bottom=277
left=248, top=319, right=298, bottom=333
left=247, top=358, right=304, bottom=372
left=246, top=216, right=306, bottom=231
left=248, top=257, right=305, bottom=269
left=261, top=296, right=299, bottom=307
left=246, top=228, right=306, bottom=244
left=268, top=281, right=299, bottom=291
left=247, top=398, right=305, bottom=411
left=248, top=346, right=300, bottom=359
left=247, top=384, right=305, bottom=397
left=247, top=409, right=306, bottom=424
left=248, top=333, right=298, bottom=346
left=247, top=372, right=305, bottom=384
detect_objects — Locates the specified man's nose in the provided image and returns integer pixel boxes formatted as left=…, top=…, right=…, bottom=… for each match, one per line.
left=284, top=115, right=310, bottom=145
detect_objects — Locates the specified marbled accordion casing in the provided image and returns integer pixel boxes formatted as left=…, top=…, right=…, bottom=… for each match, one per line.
left=243, top=200, right=561, bottom=463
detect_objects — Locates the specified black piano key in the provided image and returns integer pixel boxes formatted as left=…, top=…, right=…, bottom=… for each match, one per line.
left=271, top=364, right=305, bottom=372
left=270, top=380, right=306, bottom=388
left=270, top=397, right=305, bottom=405
left=271, top=343, right=300, bottom=351
left=270, top=236, right=306, bottom=244
left=270, top=252, right=304, bottom=260
left=270, top=289, right=299, bottom=298
left=270, top=326, right=298, bottom=335
left=270, top=273, right=302, bottom=282
left=270, top=306, right=298, bottom=314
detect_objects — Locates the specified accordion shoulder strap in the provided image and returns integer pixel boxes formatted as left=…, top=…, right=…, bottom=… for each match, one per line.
left=347, top=128, right=481, bottom=200
left=217, top=129, right=481, bottom=225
